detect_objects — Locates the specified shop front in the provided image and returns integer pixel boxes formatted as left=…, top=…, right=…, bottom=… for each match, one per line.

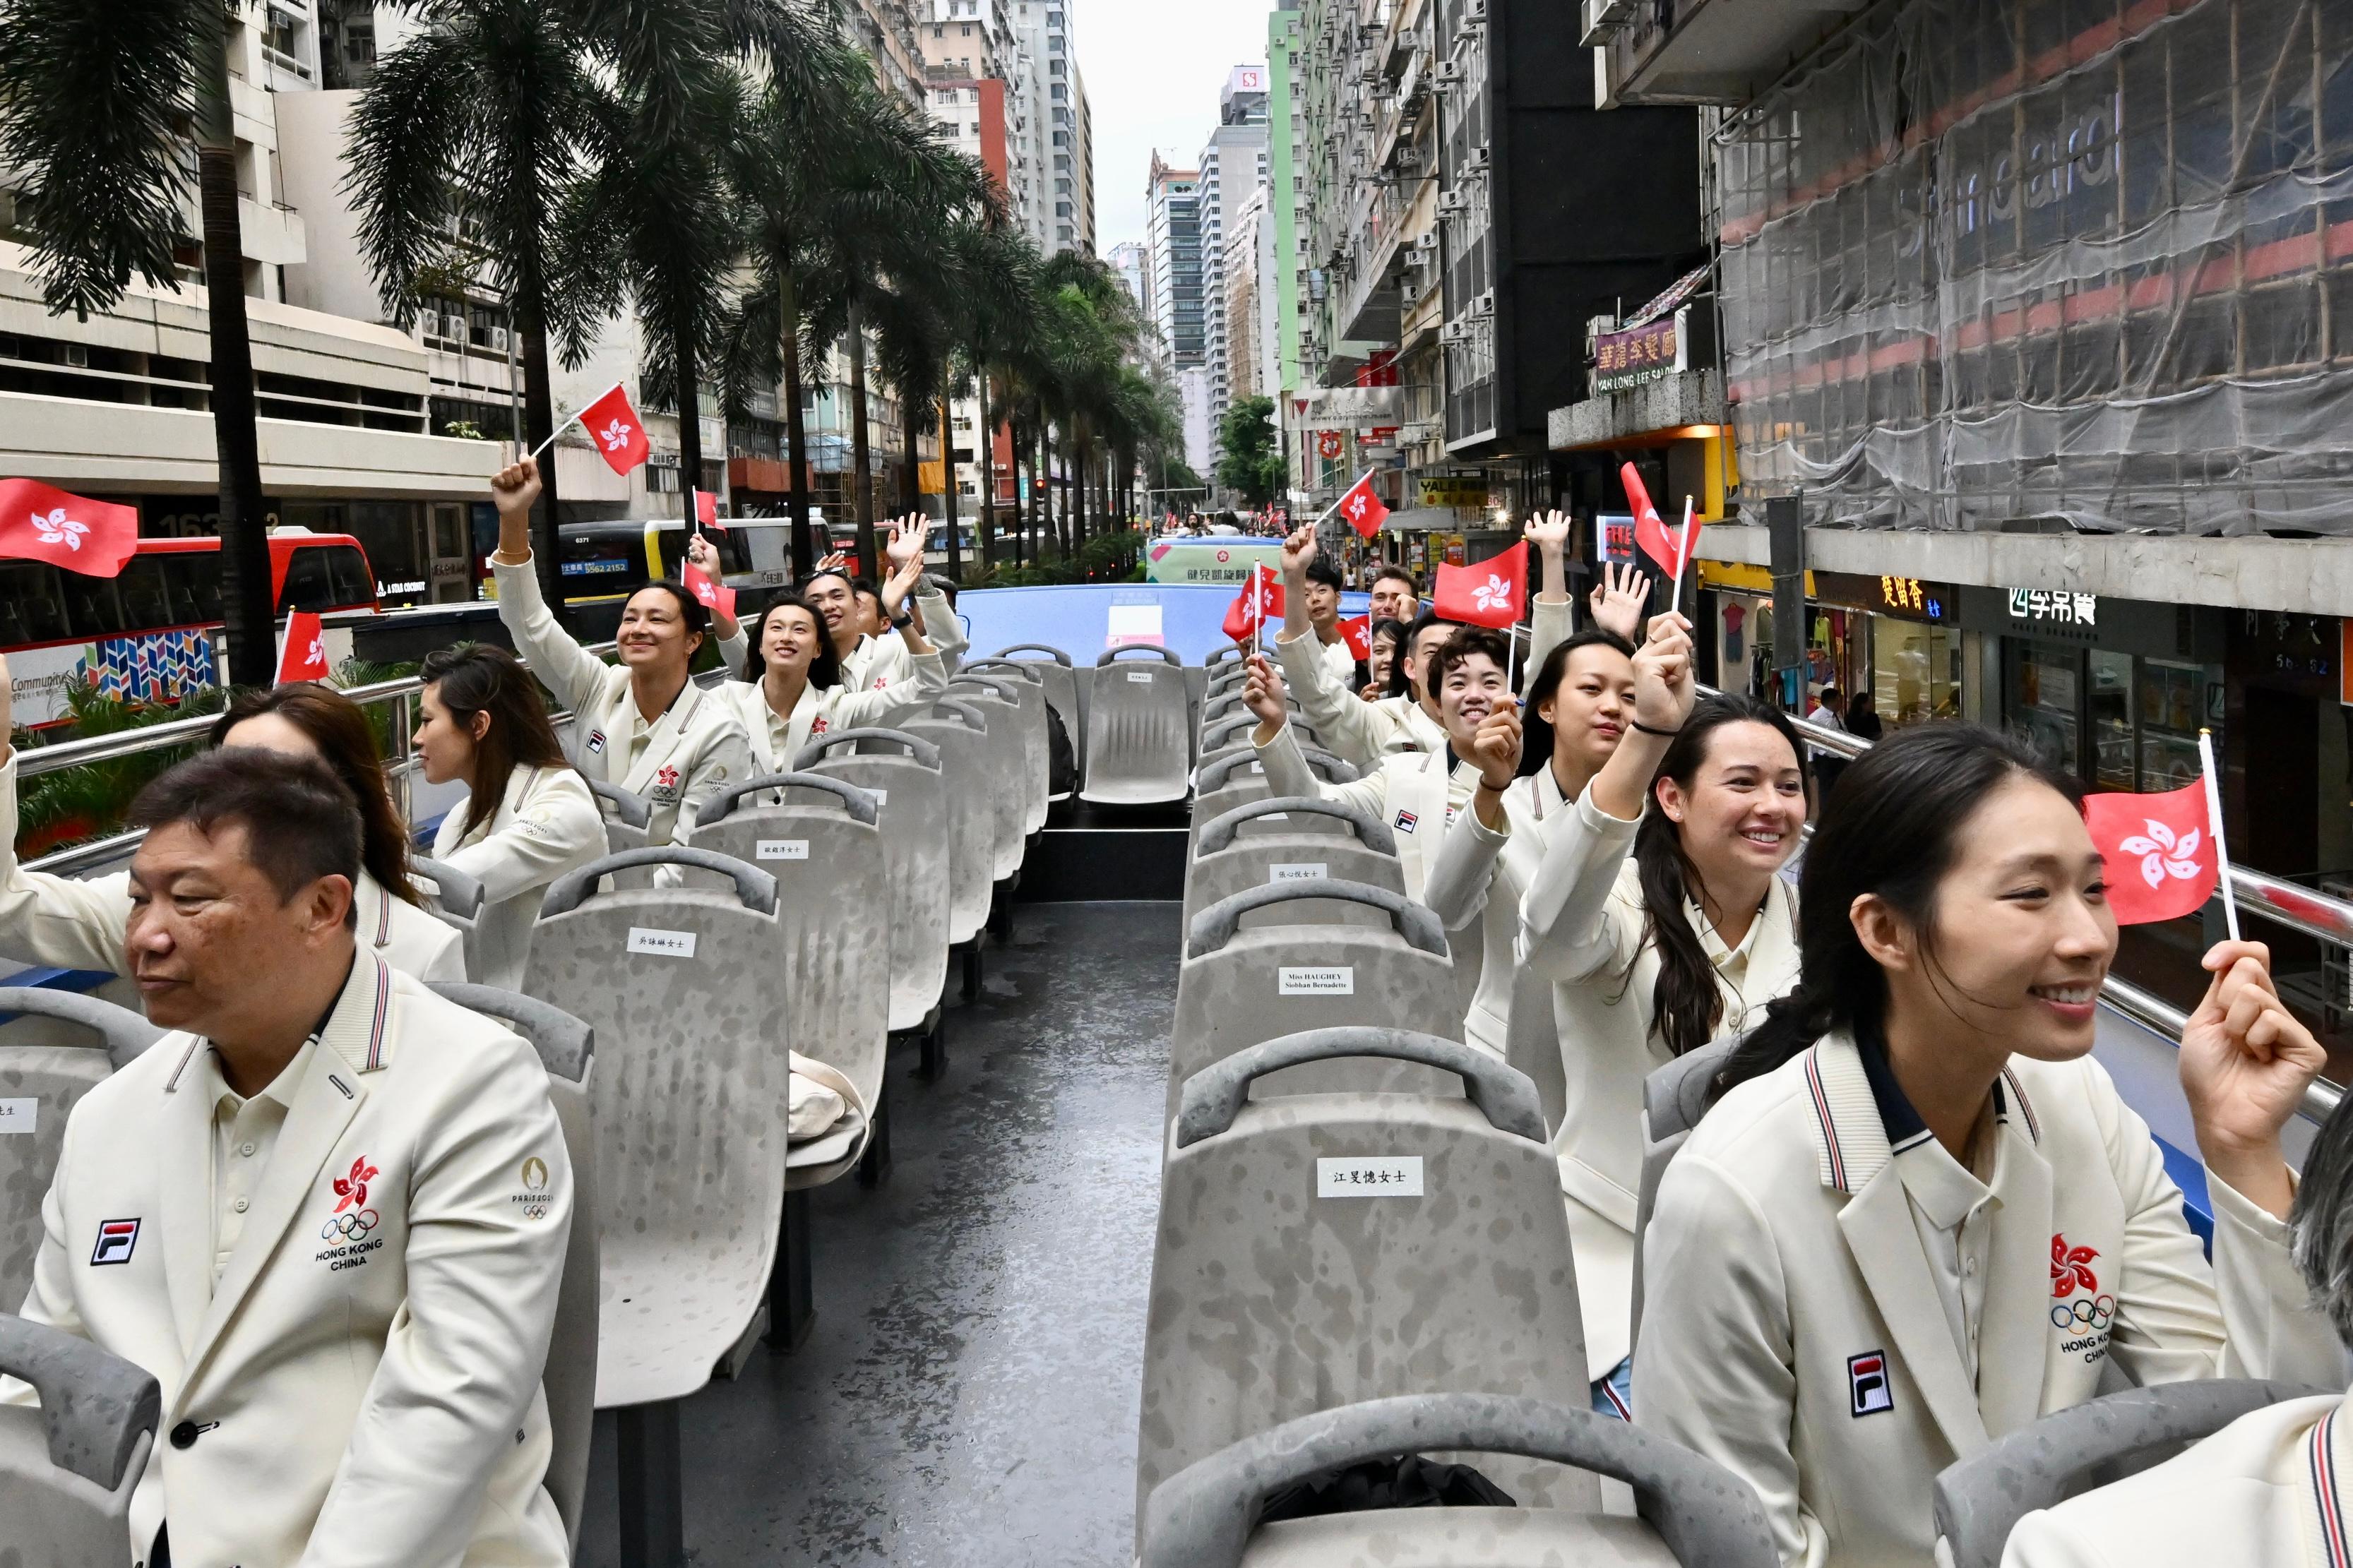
left=1811, top=573, right=1966, bottom=732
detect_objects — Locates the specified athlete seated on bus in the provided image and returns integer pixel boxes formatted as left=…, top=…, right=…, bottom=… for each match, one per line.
left=410, top=644, right=606, bottom=989
left=488, top=457, right=752, bottom=849
left=0, top=659, right=463, bottom=981
left=698, top=520, right=962, bottom=695
left=0, top=748, right=572, bottom=1568
left=1636, top=722, right=2345, bottom=1568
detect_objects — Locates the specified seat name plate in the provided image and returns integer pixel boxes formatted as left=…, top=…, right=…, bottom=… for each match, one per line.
left=1317, top=1156, right=1424, bottom=1197
left=1268, top=863, right=1328, bottom=882
left=1278, top=965, right=1354, bottom=995
left=1126, top=669, right=1154, bottom=683
left=627, top=927, right=699, bottom=959
left=0, top=1097, right=34, bottom=1134
left=756, top=840, right=811, bottom=861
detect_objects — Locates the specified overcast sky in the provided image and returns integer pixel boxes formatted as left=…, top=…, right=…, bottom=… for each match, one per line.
left=1071, top=0, right=1276, bottom=251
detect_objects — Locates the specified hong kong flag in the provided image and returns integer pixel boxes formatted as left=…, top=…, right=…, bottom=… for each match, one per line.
left=1339, top=614, right=1373, bottom=661
left=1222, top=563, right=1283, bottom=642
left=682, top=561, right=736, bottom=618
left=1337, top=472, right=1389, bottom=539
left=0, top=478, right=138, bottom=578
left=693, top=489, right=724, bottom=530
left=275, top=611, right=330, bottom=686
left=2083, top=780, right=2220, bottom=924
left=1621, top=462, right=1697, bottom=578
left=1433, top=541, right=1527, bottom=630
left=580, top=384, right=651, bottom=475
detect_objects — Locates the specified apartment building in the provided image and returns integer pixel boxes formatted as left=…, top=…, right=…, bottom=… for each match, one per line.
left=1198, top=68, right=1271, bottom=450
left=1012, top=1, right=1093, bottom=256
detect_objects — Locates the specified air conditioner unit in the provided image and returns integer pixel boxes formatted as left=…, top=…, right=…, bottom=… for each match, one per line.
left=489, top=327, right=511, bottom=352
left=1467, top=145, right=1491, bottom=170
left=61, top=343, right=89, bottom=369
left=1414, top=232, right=1441, bottom=254
left=1581, top=0, right=1637, bottom=43
left=1465, top=0, right=1489, bottom=23
left=1473, top=289, right=1496, bottom=317
left=1431, top=61, right=1460, bottom=84
left=445, top=314, right=470, bottom=340
left=1438, top=189, right=1467, bottom=214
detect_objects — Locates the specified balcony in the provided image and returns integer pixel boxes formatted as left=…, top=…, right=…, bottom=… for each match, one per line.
left=1547, top=368, right=1724, bottom=450
left=1599, top=0, right=1872, bottom=107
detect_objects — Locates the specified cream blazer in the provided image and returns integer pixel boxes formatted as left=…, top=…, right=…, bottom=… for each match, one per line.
left=1256, top=720, right=1480, bottom=902
left=832, top=589, right=964, bottom=692
left=1, top=953, right=573, bottom=1568
left=2000, top=1386, right=2353, bottom=1567
left=493, top=556, right=753, bottom=849
left=1421, top=761, right=1578, bottom=1058
left=427, top=764, right=605, bottom=991
left=1636, top=1034, right=2346, bottom=1568
left=708, top=658, right=951, bottom=774
left=0, top=751, right=463, bottom=984
left=1517, top=783, right=1801, bottom=1380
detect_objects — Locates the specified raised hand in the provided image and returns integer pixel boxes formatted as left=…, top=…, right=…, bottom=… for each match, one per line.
left=1523, top=509, right=1573, bottom=559
left=685, top=534, right=722, bottom=577
left=1467, top=701, right=1523, bottom=791
left=1590, top=561, right=1652, bottom=644
left=1280, top=523, right=1318, bottom=582
left=816, top=549, right=850, bottom=575
left=884, top=515, right=927, bottom=574
left=1242, top=652, right=1289, bottom=735
left=490, top=457, right=542, bottom=520
left=1631, top=611, right=1695, bottom=736
left=2180, top=940, right=2328, bottom=1218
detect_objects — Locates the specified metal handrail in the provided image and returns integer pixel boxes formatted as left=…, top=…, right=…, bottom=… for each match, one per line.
left=1753, top=695, right=2347, bottom=1123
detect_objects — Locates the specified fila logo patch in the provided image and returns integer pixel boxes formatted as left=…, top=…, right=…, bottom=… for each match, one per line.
left=1848, top=1351, right=1893, bottom=1418
left=584, top=729, right=607, bottom=756
left=91, top=1218, right=141, bottom=1267
left=1393, top=810, right=1419, bottom=834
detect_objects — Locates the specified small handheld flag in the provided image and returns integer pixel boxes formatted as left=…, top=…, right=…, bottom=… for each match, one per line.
left=1433, top=541, right=1527, bottom=632
left=275, top=611, right=330, bottom=686
left=1335, top=472, right=1389, bottom=539
left=682, top=562, right=736, bottom=619
left=1623, top=464, right=1679, bottom=576
left=525, top=382, right=651, bottom=475
left=0, top=479, right=138, bottom=579
left=1222, top=564, right=1282, bottom=644
left=2083, top=774, right=2220, bottom=926
left=1340, top=614, right=1373, bottom=662
left=694, top=489, right=723, bottom=531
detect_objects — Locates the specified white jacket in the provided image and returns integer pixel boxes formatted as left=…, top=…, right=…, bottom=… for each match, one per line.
left=1255, top=719, right=1479, bottom=902
left=1636, top=1033, right=2345, bottom=1568
left=0, top=750, right=463, bottom=984
left=1, top=952, right=573, bottom=1568
left=1518, top=782, right=1801, bottom=1380
left=493, top=556, right=753, bottom=849
left=706, top=658, right=951, bottom=774
left=833, top=590, right=964, bottom=693
left=2000, top=1387, right=2353, bottom=1568
left=427, top=764, right=605, bottom=991
left=1420, top=761, right=1580, bottom=1058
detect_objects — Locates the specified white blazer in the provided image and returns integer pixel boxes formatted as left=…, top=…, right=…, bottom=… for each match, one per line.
left=835, top=589, right=964, bottom=693
left=2000, top=1387, right=2353, bottom=1567
left=1518, top=782, right=1801, bottom=1380
left=1, top=952, right=573, bottom=1568
left=1256, top=720, right=1479, bottom=902
left=0, top=750, right=464, bottom=984
left=493, top=556, right=753, bottom=849
left=427, top=764, right=605, bottom=991
left=707, top=657, right=951, bottom=774
left=1636, top=1034, right=2346, bottom=1568
left=1420, top=761, right=1579, bottom=1058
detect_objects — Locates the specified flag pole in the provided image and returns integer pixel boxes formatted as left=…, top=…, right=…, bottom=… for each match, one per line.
left=2198, top=728, right=2240, bottom=942
left=1668, top=496, right=1694, bottom=619
left=524, top=381, right=623, bottom=464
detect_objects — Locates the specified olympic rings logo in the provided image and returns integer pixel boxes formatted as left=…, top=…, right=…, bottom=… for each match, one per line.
left=321, top=1209, right=379, bottom=1242
left=2050, top=1294, right=2115, bottom=1331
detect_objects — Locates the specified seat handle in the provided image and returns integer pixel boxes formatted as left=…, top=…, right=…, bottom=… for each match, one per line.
left=991, top=642, right=1073, bottom=666
left=585, top=777, right=652, bottom=829
left=925, top=696, right=986, bottom=731
left=1196, top=795, right=1395, bottom=856
left=957, top=658, right=1042, bottom=683
left=1138, top=1392, right=1778, bottom=1568
left=0, top=986, right=164, bottom=1070
left=1194, top=744, right=1359, bottom=794
left=947, top=672, right=1020, bottom=702
left=1097, top=644, right=1181, bottom=666
left=1201, top=710, right=1314, bottom=753
left=410, top=855, right=487, bottom=919
left=540, top=847, right=778, bottom=916
left=1933, top=1379, right=2325, bottom=1568
left=1203, top=641, right=1246, bottom=666
left=1187, top=877, right=1446, bottom=959
left=0, top=1312, right=162, bottom=1491
left=1175, top=1027, right=1547, bottom=1146
left=699, top=771, right=881, bottom=827
left=788, top=726, right=941, bottom=772
left=428, top=983, right=594, bottom=1084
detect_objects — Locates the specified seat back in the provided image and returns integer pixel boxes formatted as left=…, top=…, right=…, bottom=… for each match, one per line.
left=1168, top=882, right=1464, bottom=1119
left=1197, top=710, right=1321, bottom=762
left=943, top=680, right=1026, bottom=880
left=1181, top=797, right=1406, bottom=934
left=585, top=778, right=657, bottom=887
left=900, top=700, right=994, bottom=944
left=791, top=731, right=951, bottom=1034
left=0, top=990, right=164, bottom=1310
left=427, top=984, right=597, bottom=1552
left=411, top=854, right=487, bottom=977
left=0, top=1313, right=160, bottom=1568
left=960, top=661, right=1052, bottom=834
left=1083, top=646, right=1192, bottom=806
left=693, top=777, right=890, bottom=1132
left=520, top=847, right=791, bottom=1408
left=1140, top=1029, right=1590, bottom=1537
left=1630, top=1035, right=1741, bottom=1356
left=1186, top=747, right=1359, bottom=849
left=1933, top=1380, right=2323, bottom=1568
left=993, top=644, right=1084, bottom=779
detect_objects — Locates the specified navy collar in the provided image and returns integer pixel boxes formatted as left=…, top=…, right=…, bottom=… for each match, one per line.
left=1854, top=1022, right=2008, bottom=1158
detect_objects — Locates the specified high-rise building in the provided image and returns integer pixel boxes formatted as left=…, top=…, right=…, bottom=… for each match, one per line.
left=1145, top=155, right=1205, bottom=371
left=1198, top=68, right=1270, bottom=456
left=1107, top=241, right=1149, bottom=318
left=1225, top=186, right=1271, bottom=407
left=843, top=0, right=929, bottom=110
left=1265, top=4, right=1309, bottom=404
left=1013, top=1, right=1092, bottom=256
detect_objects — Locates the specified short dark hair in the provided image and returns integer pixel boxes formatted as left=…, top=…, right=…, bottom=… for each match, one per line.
left=131, top=749, right=363, bottom=926
left=1303, top=558, right=1344, bottom=592
left=1373, top=564, right=1419, bottom=595
left=628, top=580, right=711, bottom=638
left=1818, top=686, right=1843, bottom=704
left=850, top=576, right=881, bottom=604
left=1426, top=626, right=1513, bottom=693
left=806, top=568, right=852, bottom=594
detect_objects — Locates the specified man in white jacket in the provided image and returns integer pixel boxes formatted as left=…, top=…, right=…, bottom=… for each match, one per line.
left=1, top=747, right=572, bottom=1568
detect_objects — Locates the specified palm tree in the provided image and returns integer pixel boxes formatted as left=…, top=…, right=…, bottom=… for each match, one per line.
left=0, top=0, right=279, bottom=682
left=946, top=220, right=1042, bottom=572
left=346, top=0, right=619, bottom=628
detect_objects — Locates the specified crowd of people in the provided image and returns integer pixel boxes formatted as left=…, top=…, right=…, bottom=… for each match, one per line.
left=0, top=470, right=2349, bottom=1567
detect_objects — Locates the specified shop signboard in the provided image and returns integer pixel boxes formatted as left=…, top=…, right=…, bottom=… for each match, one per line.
left=1143, top=537, right=1285, bottom=586
left=1419, top=475, right=1489, bottom=509
left=1592, top=308, right=1688, bottom=395
left=1596, top=513, right=1635, bottom=567
left=1813, top=570, right=1955, bottom=624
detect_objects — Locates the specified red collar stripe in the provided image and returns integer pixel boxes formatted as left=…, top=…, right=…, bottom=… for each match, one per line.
left=2314, top=1408, right=2349, bottom=1568
left=364, top=962, right=391, bottom=1072
left=1805, top=1051, right=1847, bottom=1192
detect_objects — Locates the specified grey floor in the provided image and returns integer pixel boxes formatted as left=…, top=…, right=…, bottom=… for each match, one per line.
left=576, top=901, right=1179, bottom=1567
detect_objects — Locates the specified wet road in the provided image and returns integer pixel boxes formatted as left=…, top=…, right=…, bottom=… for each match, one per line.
left=576, top=901, right=1179, bottom=1567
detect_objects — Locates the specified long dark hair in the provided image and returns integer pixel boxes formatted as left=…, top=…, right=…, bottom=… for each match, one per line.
left=1711, top=724, right=2078, bottom=1101
left=1633, top=695, right=1809, bottom=1060
left=1517, top=628, right=1636, bottom=779
left=212, top=683, right=419, bottom=904
left=419, top=644, right=573, bottom=839
left=739, top=594, right=843, bottom=690
left=1388, top=609, right=1451, bottom=700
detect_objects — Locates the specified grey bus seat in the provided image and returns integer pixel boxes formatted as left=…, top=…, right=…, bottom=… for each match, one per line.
left=942, top=678, right=1027, bottom=883
left=1630, top=1035, right=1741, bottom=1358
left=427, top=983, right=597, bottom=1555
left=1192, top=645, right=1248, bottom=731
left=791, top=730, right=951, bottom=1038
left=958, top=660, right=1052, bottom=834
left=1167, top=882, right=1465, bottom=1120
left=1139, top=1031, right=1591, bottom=1548
left=1199, top=710, right=1321, bottom=762
left=0, top=989, right=165, bottom=1310
left=1143, top=1394, right=1777, bottom=1568
left=1181, top=797, right=1405, bottom=935
left=1189, top=746, right=1359, bottom=852
left=410, top=854, right=487, bottom=978
left=992, top=643, right=1085, bottom=785
left=1084, top=645, right=1191, bottom=806
left=0, top=1312, right=160, bottom=1568
left=1932, top=1380, right=2322, bottom=1568
left=900, top=700, right=994, bottom=947
left=696, top=776, right=888, bottom=1185
left=585, top=777, right=657, bottom=889
left=520, top=846, right=794, bottom=1563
